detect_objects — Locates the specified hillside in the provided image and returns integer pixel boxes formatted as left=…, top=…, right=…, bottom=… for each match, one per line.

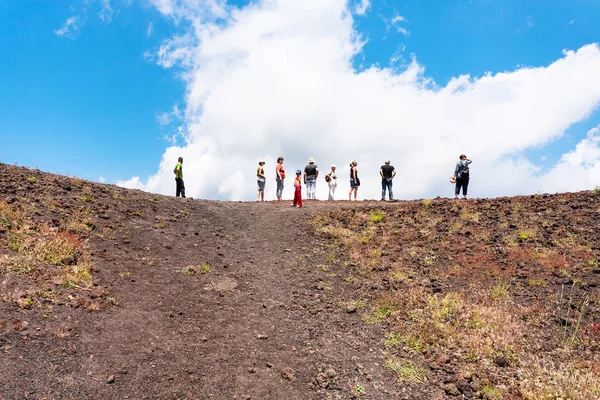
left=1, top=163, right=599, bottom=400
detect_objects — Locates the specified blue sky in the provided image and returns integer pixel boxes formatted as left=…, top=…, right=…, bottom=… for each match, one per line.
left=1, top=0, right=599, bottom=191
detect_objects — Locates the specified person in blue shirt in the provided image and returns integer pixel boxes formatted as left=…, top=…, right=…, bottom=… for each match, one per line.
left=453, top=155, right=472, bottom=199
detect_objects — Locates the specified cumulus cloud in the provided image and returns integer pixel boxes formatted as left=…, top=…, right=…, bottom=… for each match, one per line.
left=121, top=0, right=600, bottom=201
left=54, top=17, right=82, bottom=39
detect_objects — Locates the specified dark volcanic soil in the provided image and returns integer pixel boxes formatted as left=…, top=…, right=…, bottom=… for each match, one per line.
left=0, top=164, right=401, bottom=400
left=1, top=163, right=600, bottom=400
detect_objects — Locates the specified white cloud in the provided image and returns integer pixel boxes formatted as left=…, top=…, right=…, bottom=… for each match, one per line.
left=98, top=176, right=106, bottom=183
left=99, top=0, right=113, bottom=23
left=390, top=14, right=409, bottom=35
left=116, top=176, right=145, bottom=190
left=128, top=0, right=600, bottom=201
left=147, top=21, right=154, bottom=37
left=157, top=104, right=183, bottom=125
left=54, top=17, right=82, bottom=39
left=354, top=0, right=370, bottom=16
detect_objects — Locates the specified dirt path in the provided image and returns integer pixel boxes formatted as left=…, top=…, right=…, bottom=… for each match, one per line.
left=1, top=165, right=400, bottom=400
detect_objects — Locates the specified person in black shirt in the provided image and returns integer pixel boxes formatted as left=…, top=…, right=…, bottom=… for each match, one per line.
left=303, top=158, right=319, bottom=199
left=380, top=159, right=396, bottom=201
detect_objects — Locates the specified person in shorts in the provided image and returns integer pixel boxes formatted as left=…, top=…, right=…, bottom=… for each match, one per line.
left=348, top=160, right=359, bottom=201
left=256, top=160, right=266, bottom=201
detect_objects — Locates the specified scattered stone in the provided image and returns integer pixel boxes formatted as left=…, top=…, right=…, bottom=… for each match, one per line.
left=345, top=305, right=357, bottom=314
left=266, top=363, right=274, bottom=368
left=257, top=334, right=268, bottom=340
left=107, top=375, right=115, bottom=384
left=457, top=380, right=473, bottom=398
left=494, top=355, right=509, bottom=368
left=281, top=367, right=296, bottom=381
left=444, top=383, right=460, bottom=396
left=248, top=367, right=256, bottom=373
left=324, top=368, right=337, bottom=379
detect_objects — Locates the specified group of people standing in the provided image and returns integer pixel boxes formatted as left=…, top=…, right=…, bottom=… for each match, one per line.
left=256, top=157, right=402, bottom=206
left=172, top=154, right=472, bottom=203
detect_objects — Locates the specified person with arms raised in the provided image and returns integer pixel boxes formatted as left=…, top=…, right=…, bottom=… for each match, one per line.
left=453, top=154, right=472, bottom=199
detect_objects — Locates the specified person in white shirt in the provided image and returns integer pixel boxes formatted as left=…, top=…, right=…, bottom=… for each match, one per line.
left=325, top=165, right=337, bottom=200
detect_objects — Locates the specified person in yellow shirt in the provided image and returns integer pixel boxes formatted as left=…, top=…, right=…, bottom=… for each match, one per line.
left=173, top=157, right=185, bottom=198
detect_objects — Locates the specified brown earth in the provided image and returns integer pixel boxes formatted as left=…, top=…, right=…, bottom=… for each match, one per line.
left=1, top=163, right=599, bottom=400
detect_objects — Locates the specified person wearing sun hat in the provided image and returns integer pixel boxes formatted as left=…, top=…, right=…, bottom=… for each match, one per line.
left=292, top=169, right=303, bottom=207
left=256, top=160, right=266, bottom=202
left=303, top=157, right=319, bottom=200
left=325, top=164, right=337, bottom=200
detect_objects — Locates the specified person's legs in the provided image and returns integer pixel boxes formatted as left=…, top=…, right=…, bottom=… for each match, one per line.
left=276, top=179, right=283, bottom=200
left=388, top=179, right=393, bottom=200
left=462, top=178, right=469, bottom=198
left=455, top=178, right=462, bottom=198
left=353, top=187, right=358, bottom=200
left=309, top=180, right=317, bottom=199
left=296, top=186, right=302, bottom=207
left=176, top=178, right=182, bottom=197
left=180, top=179, right=186, bottom=198
left=381, top=179, right=386, bottom=200
left=328, top=183, right=334, bottom=200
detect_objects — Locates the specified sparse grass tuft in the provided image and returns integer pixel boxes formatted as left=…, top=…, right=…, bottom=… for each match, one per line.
left=491, top=280, right=510, bottom=299
left=369, top=210, right=385, bottom=222
left=422, top=199, right=432, bottom=208
left=385, top=358, right=427, bottom=383
left=519, top=229, right=535, bottom=240
left=482, top=385, right=502, bottom=399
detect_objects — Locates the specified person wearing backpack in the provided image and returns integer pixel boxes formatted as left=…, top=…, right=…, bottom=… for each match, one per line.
left=453, top=154, right=472, bottom=199
left=325, top=165, right=337, bottom=200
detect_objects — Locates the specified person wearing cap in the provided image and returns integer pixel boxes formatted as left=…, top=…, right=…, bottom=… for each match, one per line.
left=275, top=156, right=285, bottom=201
left=292, top=169, right=303, bottom=207
left=256, top=160, right=266, bottom=202
left=453, top=154, right=472, bottom=199
left=325, top=165, right=337, bottom=200
left=304, top=158, right=319, bottom=200
left=380, top=159, right=396, bottom=201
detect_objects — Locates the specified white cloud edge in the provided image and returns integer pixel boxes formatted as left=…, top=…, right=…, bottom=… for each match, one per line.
left=117, top=1, right=600, bottom=201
